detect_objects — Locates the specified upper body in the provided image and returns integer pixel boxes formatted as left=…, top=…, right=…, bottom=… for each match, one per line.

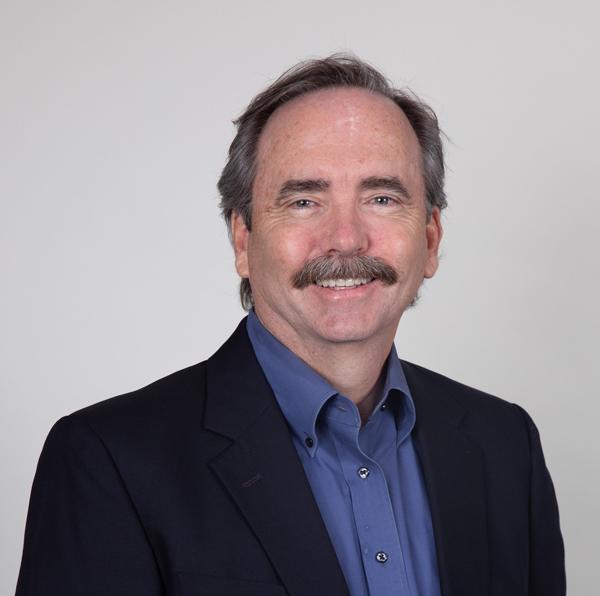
left=16, top=317, right=565, bottom=596
left=16, top=54, right=565, bottom=595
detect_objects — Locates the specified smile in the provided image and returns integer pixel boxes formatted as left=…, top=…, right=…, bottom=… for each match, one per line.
left=315, top=278, right=373, bottom=289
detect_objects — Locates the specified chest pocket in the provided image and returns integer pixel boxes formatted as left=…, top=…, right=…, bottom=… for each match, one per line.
left=177, top=572, right=288, bottom=596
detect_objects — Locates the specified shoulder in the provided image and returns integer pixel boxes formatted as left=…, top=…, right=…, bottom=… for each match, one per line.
left=43, top=319, right=256, bottom=467
left=401, top=359, right=517, bottom=410
left=400, top=359, right=534, bottom=444
left=71, top=361, right=207, bottom=428
left=46, top=361, right=215, bottom=467
left=400, top=360, right=557, bottom=498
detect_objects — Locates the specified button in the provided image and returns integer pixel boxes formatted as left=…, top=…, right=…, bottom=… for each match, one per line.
left=357, top=467, right=370, bottom=479
left=381, top=403, right=387, bottom=410
left=376, top=551, right=388, bottom=563
left=305, top=437, right=314, bottom=448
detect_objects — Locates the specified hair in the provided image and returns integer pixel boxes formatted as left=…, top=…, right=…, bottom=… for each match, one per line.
left=217, top=53, right=447, bottom=310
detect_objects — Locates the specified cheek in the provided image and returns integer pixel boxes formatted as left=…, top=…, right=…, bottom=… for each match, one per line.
left=248, top=226, right=315, bottom=279
left=372, top=225, right=428, bottom=270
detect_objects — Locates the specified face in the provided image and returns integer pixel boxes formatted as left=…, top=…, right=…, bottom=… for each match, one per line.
left=232, top=87, right=442, bottom=353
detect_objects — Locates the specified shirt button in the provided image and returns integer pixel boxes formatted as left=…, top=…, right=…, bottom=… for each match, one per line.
left=305, top=437, right=314, bottom=448
left=357, top=467, right=370, bottom=479
left=376, top=551, right=389, bottom=564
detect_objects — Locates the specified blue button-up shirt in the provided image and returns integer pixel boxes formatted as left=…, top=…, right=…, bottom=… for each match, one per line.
left=247, top=311, right=441, bottom=596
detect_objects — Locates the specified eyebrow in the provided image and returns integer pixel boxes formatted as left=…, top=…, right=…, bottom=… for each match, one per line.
left=275, top=175, right=411, bottom=203
left=359, top=176, right=412, bottom=200
left=276, top=178, right=330, bottom=202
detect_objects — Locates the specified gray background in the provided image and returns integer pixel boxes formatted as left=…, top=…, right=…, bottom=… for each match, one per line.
left=2, top=0, right=598, bottom=593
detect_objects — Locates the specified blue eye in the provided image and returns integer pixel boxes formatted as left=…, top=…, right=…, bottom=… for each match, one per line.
left=293, top=199, right=313, bottom=208
left=373, top=195, right=393, bottom=206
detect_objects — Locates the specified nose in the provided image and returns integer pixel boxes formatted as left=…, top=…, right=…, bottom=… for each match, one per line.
left=321, top=202, right=369, bottom=256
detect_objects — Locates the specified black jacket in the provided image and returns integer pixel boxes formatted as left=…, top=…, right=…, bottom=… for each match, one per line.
left=16, top=319, right=565, bottom=595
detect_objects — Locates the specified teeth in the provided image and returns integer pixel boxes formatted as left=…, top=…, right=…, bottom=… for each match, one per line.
left=316, top=278, right=372, bottom=289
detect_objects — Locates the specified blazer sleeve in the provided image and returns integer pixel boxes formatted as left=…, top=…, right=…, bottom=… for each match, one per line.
left=16, top=416, right=164, bottom=596
left=514, top=404, right=566, bottom=596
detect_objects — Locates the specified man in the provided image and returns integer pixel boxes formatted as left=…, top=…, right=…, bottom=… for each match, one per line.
left=16, top=55, right=565, bottom=595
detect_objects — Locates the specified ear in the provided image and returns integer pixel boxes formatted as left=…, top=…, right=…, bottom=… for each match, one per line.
left=424, top=207, right=443, bottom=279
left=231, top=211, right=250, bottom=279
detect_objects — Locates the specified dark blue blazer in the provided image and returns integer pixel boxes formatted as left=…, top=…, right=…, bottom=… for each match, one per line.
left=16, top=319, right=565, bottom=595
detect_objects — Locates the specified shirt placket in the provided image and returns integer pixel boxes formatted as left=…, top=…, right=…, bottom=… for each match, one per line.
left=327, top=407, right=411, bottom=596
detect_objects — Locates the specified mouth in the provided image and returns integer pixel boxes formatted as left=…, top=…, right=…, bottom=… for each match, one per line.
left=314, top=277, right=374, bottom=290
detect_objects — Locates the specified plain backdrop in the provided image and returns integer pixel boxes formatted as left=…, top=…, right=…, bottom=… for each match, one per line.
left=2, top=0, right=598, bottom=593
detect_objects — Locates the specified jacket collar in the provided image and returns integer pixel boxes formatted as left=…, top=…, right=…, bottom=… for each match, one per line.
left=403, top=361, right=490, bottom=596
left=204, top=318, right=350, bottom=596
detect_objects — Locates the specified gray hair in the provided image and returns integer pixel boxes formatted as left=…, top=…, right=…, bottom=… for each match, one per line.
left=217, top=53, right=447, bottom=310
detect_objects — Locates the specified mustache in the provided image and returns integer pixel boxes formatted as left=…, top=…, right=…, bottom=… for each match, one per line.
left=292, top=255, right=398, bottom=289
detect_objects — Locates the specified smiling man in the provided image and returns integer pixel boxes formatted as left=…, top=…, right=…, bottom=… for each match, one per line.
left=230, top=84, right=442, bottom=427
left=17, top=56, right=565, bottom=596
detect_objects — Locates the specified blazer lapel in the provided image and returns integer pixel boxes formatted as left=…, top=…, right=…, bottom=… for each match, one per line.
left=204, top=320, right=349, bottom=596
left=403, top=362, right=490, bottom=596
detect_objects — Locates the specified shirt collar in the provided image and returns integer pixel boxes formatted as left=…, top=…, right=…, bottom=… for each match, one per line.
left=246, top=310, right=416, bottom=455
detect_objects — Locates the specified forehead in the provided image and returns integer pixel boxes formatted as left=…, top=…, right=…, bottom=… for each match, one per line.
left=254, top=87, right=423, bottom=189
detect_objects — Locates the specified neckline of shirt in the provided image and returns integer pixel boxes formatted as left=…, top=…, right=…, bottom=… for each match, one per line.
left=246, top=310, right=416, bottom=456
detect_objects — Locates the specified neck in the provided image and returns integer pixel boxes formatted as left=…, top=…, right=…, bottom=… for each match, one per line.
left=254, top=310, right=396, bottom=423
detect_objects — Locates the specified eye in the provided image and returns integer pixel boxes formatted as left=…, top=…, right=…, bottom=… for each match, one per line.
left=292, top=198, right=315, bottom=209
left=371, top=195, right=396, bottom=206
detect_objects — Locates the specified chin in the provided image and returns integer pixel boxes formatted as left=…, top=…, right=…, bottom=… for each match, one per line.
left=311, top=317, right=386, bottom=345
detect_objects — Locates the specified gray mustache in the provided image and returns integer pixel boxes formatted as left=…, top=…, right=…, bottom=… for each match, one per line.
left=292, top=255, right=398, bottom=289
